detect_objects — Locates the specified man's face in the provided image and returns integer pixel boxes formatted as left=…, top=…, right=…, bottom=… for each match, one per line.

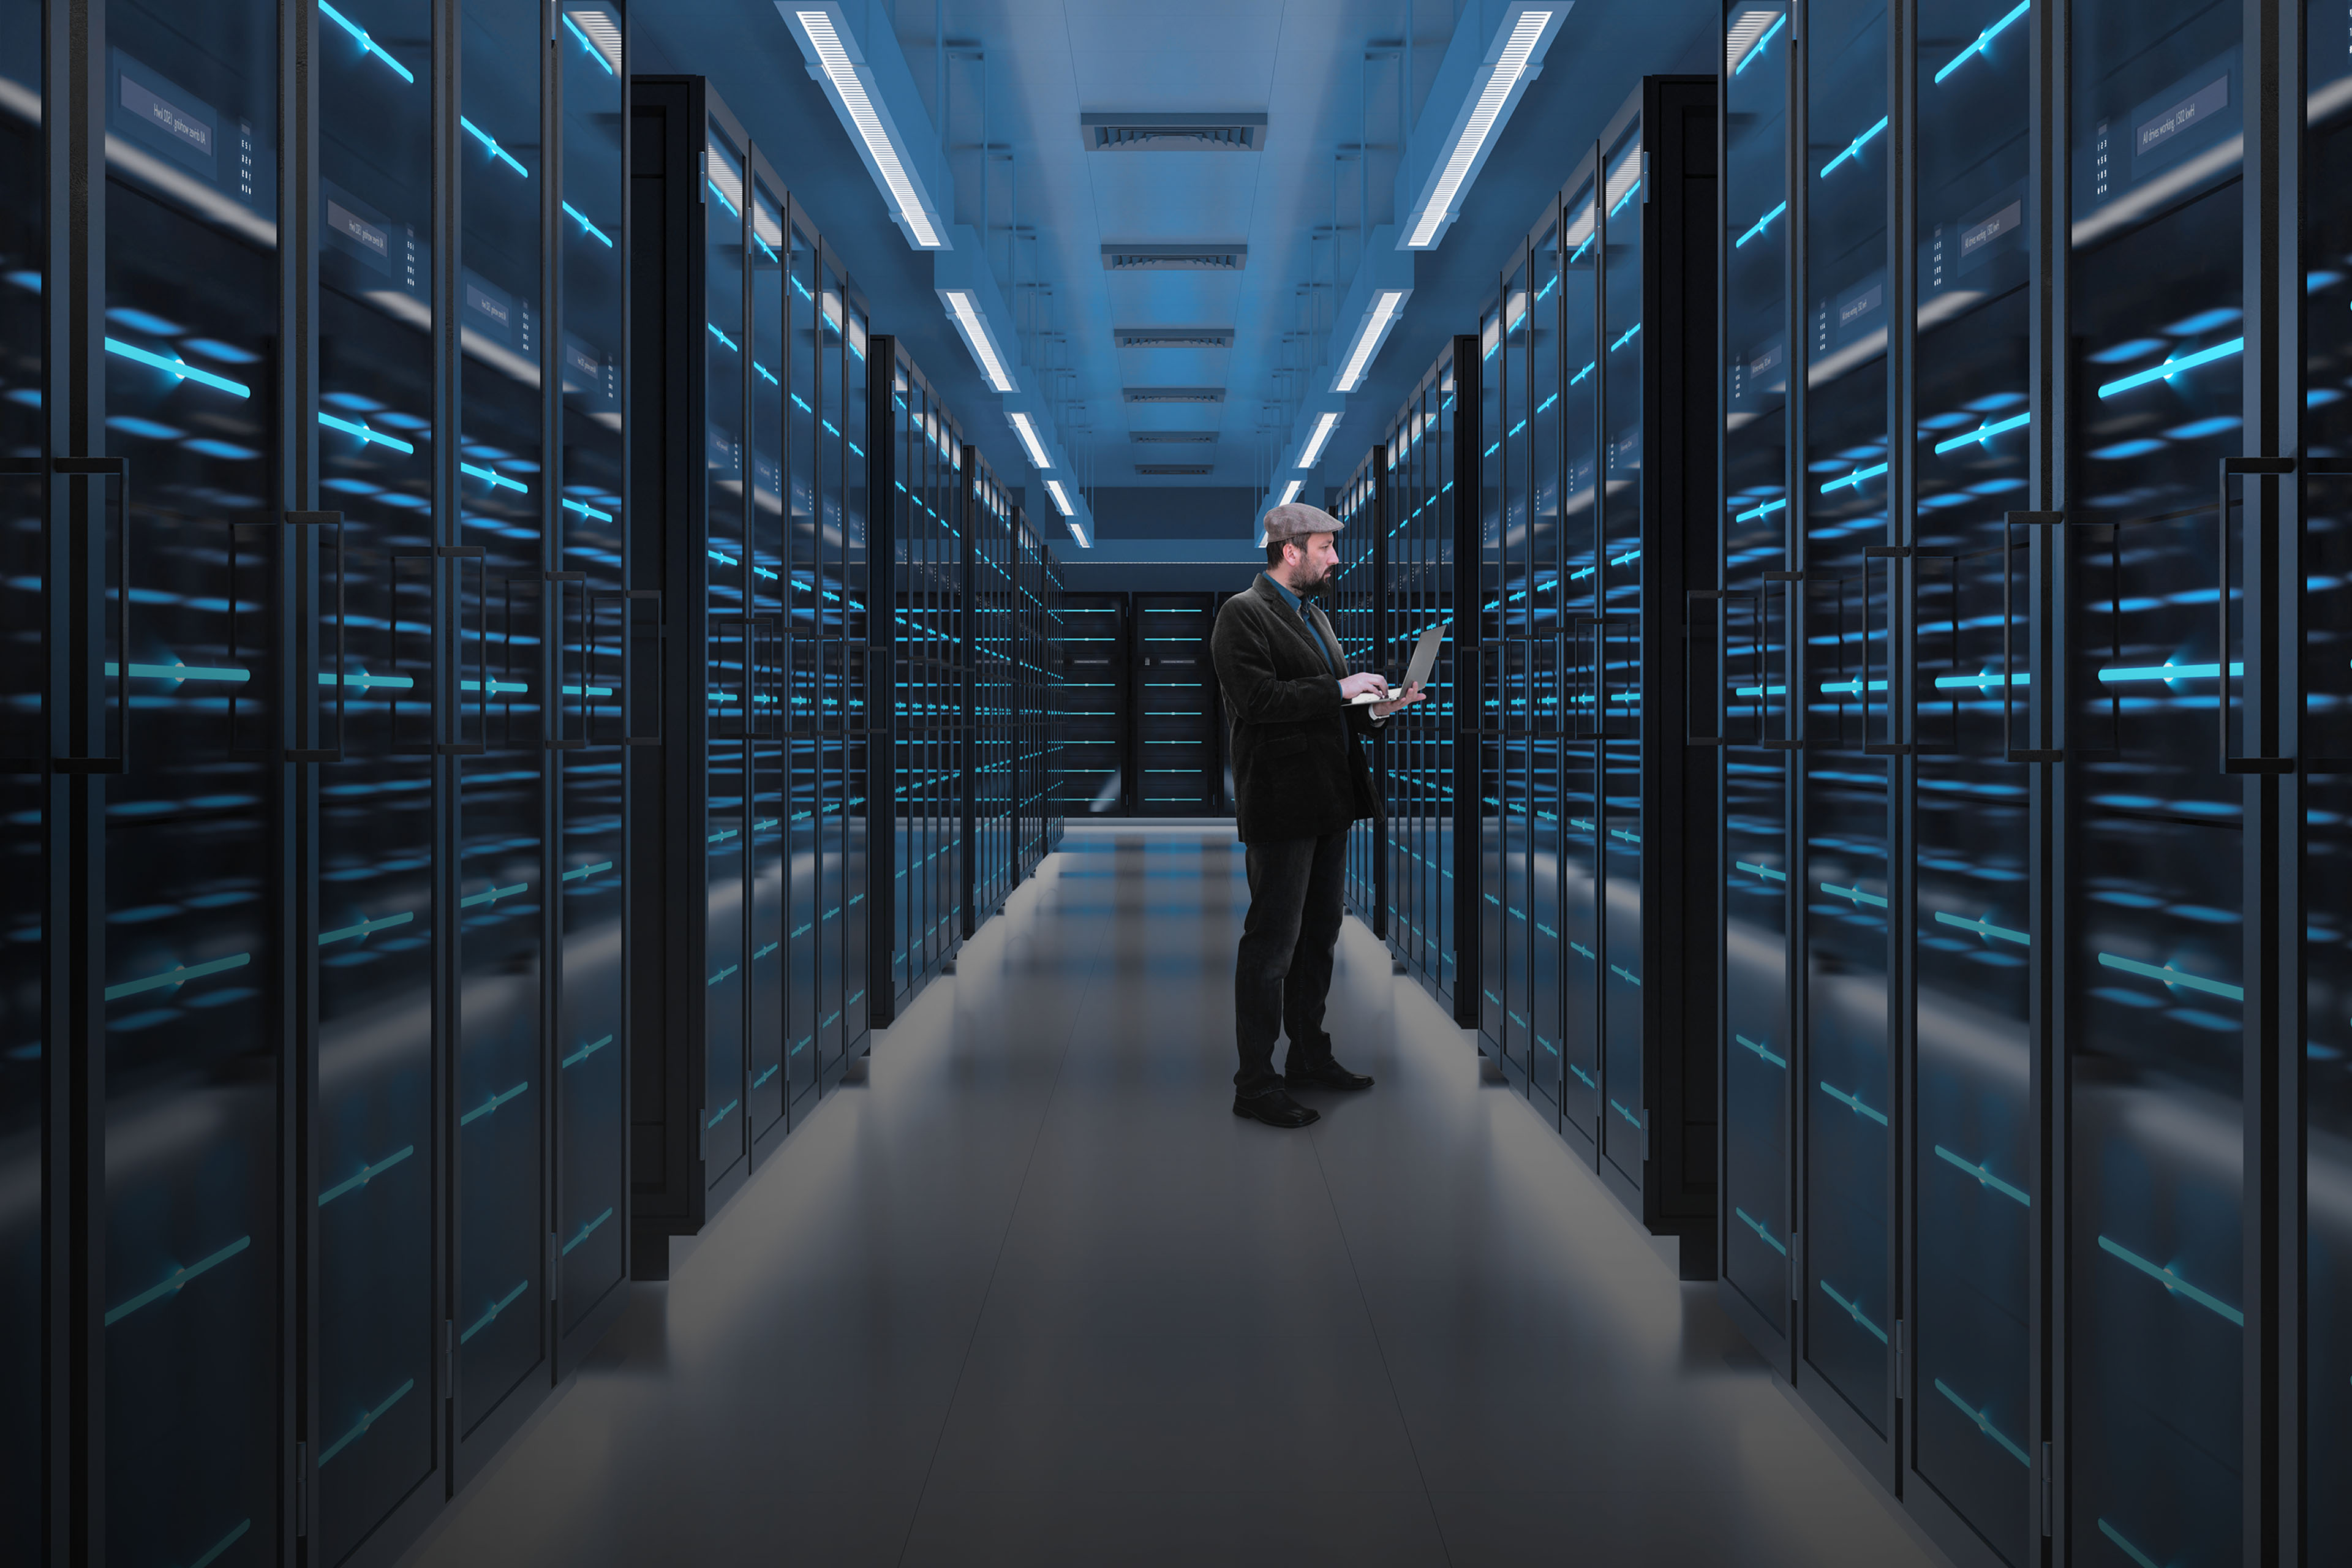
left=1286, top=532, right=1340, bottom=595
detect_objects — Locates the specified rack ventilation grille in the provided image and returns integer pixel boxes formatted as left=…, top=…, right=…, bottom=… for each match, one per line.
left=1117, top=327, right=1237, bottom=349
left=1136, top=464, right=1216, bottom=477
left=1082, top=113, right=1267, bottom=152
left=1101, top=246, right=1248, bottom=273
left=1132, top=431, right=1219, bottom=444
left=1122, top=388, right=1227, bottom=405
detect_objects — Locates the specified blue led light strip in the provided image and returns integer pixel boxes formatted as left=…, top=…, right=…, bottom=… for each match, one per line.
left=1735, top=200, right=1787, bottom=249
left=1733, top=11, right=1787, bottom=74
left=1822, top=460, right=1890, bottom=494
left=105, top=337, right=251, bottom=397
left=1820, top=1079, right=1890, bottom=1125
left=104, top=1234, right=252, bottom=1324
left=1735, top=1206, right=1788, bottom=1254
left=562, top=1207, right=615, bottom=1254
left=2097, top=951, right=2242, bottom=1001
left=320, top=1, right=416, bottom=83
left=458, top=881, right=527, bottom=908
left=318, top=910, right=413, bottom=946
left=1934, top=1145, right=2030, bottom=1206
left=1735, top=1033, right=1787, bottom=1068
left=1934, top=0, right=2033, bottom=85
left=320, top=410, right=417, bottom=453
left=460, top=116, right=530, bottom=177
left=561, top=1033, right=614, bottom=1068
left=1610, top=322, right=1643, bottom=351
left=562, top=199, right=614, bottom=247
left=1819, top=1279, right=1890, bottom=1341
left=560, top=861, right=614, bottom=883
left=318, top=1144, right=415, bottom=1206
left=105, top=951, right=251, bottom=1000
left=1735, top=496, right=1786, bottom=523
left=2097, top=659, right=2241, bottom=684
left=708, top=321, right=738, bottom=352
left=2097, top=1520, right=2163, bottom=1568
left=317, top=1379, right=415, bottom=1466
left=2097, top=336, right=2244, bottom=398
left=2097, top=1234, right=2244, bottom=1325
left=459, top=461, right=527, bottom=494
left=320, top=668, right=413, bottom=690
left=1934, top=1379, right=2031, bottom=1464
left=1820, top=881, right=1888, bottom=908
left=1932, top=409, right=2031, bottom=453
left=1934, top=910, right=2027, bottom=944
left=1819, top=116, right=1889, bottom=178
left=1609, top=1098, right=1643, bottom=1129
left=107, top=660, right=248, bottom=683
left=1934, top=669, right=2027, bottom=690
left=459, top=1080, right=529, bottom=1126
left=187, top=1520, right=252, bottom=1568
left=1735, top=861, right=1786, bottom=883
left=459, top=1280, right=530, bottom=1341
left=562, top=10, right=617, bottom=74
left=561, top=496, right=614, bottom=522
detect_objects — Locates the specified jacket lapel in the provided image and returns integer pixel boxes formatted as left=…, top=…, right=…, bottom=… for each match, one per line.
left=1253, top=573, right=1343, bottom=675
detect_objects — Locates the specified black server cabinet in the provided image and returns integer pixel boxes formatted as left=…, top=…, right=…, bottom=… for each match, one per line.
left=1479, top=77, right=1720, bottom=1276
left=1033, top=529, right=1066, bottom=861
left=1, top=1, right=634, bottom=1561
left=1333, top=459, right=1385, bottom=932
left=1056, top=592, right=1128, bottom=815
left=1132, top=593, right=1225, bottom=814
left=1711, top=4, right=2339, bottom=1565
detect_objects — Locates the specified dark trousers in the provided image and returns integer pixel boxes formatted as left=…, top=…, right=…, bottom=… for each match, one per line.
left=1233, top=829, right=1349, bottom=1098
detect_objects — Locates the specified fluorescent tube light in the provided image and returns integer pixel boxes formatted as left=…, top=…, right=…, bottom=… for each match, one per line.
left=793, top=9, right=944, bottom=248
left=1403, top=8, right=1561, bottom=249
left=1007, top=410, right=1054, bottom=470
left=942, top=289, right=1017, bottom=391
left=1332, top=288, right=1408, bottom=393
left=1066, top=519, right=1088, bottom=546
left=1298, top=410, right=1342, bottom=469
left=1280, top=478, right=1304, bottom=505
left=1044, top=479, right=1076, bottom=516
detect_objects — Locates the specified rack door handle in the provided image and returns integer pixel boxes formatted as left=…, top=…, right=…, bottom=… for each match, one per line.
left=2218, top=458, right=2297, bottom=775
left=1684, top=590, right=1727, bottom=747
left=2000, top=512, right=2065, bottom=762
left=20, top=457, right=132, bottom=774
left=545, top=571, right=587, bottom=752
left=284, top=511, right=345, bottom=763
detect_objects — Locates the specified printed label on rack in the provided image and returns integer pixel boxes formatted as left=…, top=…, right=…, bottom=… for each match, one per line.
left=328, top=200, right=391, bottom=267
left=2136, top=74, right=2228, bottom=162
left=1959, top=200, right=2021, bottom=265
left=119, top=66, right=215, bottom=164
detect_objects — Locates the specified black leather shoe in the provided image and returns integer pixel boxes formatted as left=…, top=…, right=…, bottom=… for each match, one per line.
left=1232, top=1088, right=1321, bottom=1128
left=1286, top=1058, right=1375, bottom=1091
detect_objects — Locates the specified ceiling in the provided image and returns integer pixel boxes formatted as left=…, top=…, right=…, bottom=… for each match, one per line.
left=636, top=0, right=1717, bottom=531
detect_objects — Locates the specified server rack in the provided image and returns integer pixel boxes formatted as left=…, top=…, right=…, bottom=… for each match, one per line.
left=1016, top=513, right=1060, bottom=869
left=1055, top=592, right=1127, bottom=814
left=1376, top=342, right=1478, bottom=1021
left=868, top=337, right=963, bottom=1021
left=1133, top=593, right=1225, bottom=813
left=963, top=448, right=1016, bottom=926
left=1713, top=4, right=2345, bottom=1564
left=0, top=1, right=634, bottom=1562
left=1332, top=459, right=1384, bottom=933
left=1477, top=78, right=1721, bottom=1274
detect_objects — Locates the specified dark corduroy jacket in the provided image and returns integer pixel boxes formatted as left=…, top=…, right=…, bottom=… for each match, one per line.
left=1211, top=573, right=1382, bottom=845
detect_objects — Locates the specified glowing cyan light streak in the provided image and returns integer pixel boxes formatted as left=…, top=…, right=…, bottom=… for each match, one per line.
left=459, top=1280, right=529, bottom=1341
left=1735, top=1206, right=1788, bottom=1254
left=1934, top=669, right=2028, bottom=691
left=1735, top=1033, right=1787, bottom=1068
left=317, top=1144, right=415, bottom=1206
left=1820, top=1079, right=1890, bottom=1125
left=1934, top=0, right=2033, bottom=85
left=1820, top=881, right=1889, bottom=908
left=707, top=322, right=738, bottom=352
left=460, top=116, right=530, bottom=178
left=320, top=1, right=417, bottom=83
left=104, top=1234, right=252, bottom=1324
left=106, top=951, right=251, bottom=1000
left=1735, top=200, right=1787, bottom=247
left=1935, top=910, right=2029, bottom=944
left=2097, top=1234, right=2244, bottom=1325
left=1570, top=359, right=1596, bottom=385
left=1822, top=460, right=1890, bottom=493
left=459, top=1080, right=529, bottom=1126
left=317, top=1379, right=415, bottom=1466
left=561, top=1032, right=614, bottom=1068
left=559, top=862, right=614, bottom=883
left=1730, top=10, right=1787, bottom=77
left=320, top=410, right=415, bottom=453
left=105, top=337, right=251, bottom=397
left=561, top=496, right=614, bottom=522
left=318, top=910, right=414, bottom=946
left=1932, top=409, right=2031, bottom=453
left=2096, top=951, right=2242, bottom=1001
left=1934, top=1379, right=2032, bottom=1464
left=1735, top=861, right=1787, bottom=883
left=2097, top=659, right=2239, bottom=684
left=562, top=200, right=614, bottom=247
left=1934, top=1145, right=2030, bottom=1206
left=1735, top=496, right=1786, bottom=523
left=1819, top=1278, right=1890, bottom=1341
left=2096, top=336, right=2244, bottom=398
left=562, top=10, right=618, bottom=74
left=107, top=660, right=248, bottom=684
left=1610, top=322, right=1643, bottom=351
left=460, top=461, right=528, bottom=494
left=1819, top=116, right=1889, bottom=178
left=562, top=1207, right=615, bottom=1254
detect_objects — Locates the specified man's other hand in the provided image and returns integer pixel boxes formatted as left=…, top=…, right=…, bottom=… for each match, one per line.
left=1338, top=672, right=1390, bottom=701
left=1370, top=681, right=1425, bottom=720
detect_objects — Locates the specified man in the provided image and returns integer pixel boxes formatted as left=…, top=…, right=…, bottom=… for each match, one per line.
left=1211, top=502, right=1425, bottom=1129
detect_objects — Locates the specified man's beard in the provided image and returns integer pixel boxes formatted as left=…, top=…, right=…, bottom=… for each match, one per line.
left=1294, top=567, right=1330, bottom=597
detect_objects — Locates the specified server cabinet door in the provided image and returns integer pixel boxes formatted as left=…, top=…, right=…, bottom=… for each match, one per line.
left=314, top=0, right=440, bottom=1549
left=1134, top=594, right=1218, bottom=815
left=745, top=176, right=786, bottom=1148
left=99, top=6, right=285, bottom=1561
left=1058, top=594, right=1127, bottom=815
left=1905, top=3, right=2036, bottom=1554
left=2066, top=3, right=2249, bottom=1561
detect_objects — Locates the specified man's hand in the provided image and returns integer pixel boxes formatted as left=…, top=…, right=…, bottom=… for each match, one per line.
left=1370, top=681, right=1425, bottom=720
left=1338, top=671, right=1390, bottom=702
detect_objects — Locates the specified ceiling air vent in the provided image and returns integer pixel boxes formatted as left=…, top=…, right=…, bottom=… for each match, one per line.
left=1136, top=464, right=1216, bottom=477
left=1132, top=431, right=1218, bottom=445
left=1123, top=387, right=1227, bottom=405
left=1082, top=112, right=1267, bottom=152
left=1101, top=244, right=1248, bottom=273
left=1117, top=326, right=1236, bottom=349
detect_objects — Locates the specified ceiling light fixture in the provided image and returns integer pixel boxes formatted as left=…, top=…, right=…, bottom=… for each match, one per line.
left=1332, top=288, right=1409, bottom=393
left=1006, top=410, right=1054, bottom=470
left=783, top=6, right=946, bottom=249
left=1297, top=410, right=1343, bottom=469
left=1400, top=6, right=1567, bottom=250
left=941, top=288, right=1017, bottom=392
left=1045, top=478, right=1076, bottom=516
left=1280, top=478, right=1304, bottom=505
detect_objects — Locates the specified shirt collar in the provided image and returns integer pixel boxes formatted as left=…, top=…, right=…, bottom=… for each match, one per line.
left=1262, top=571, right=1306, bottom=615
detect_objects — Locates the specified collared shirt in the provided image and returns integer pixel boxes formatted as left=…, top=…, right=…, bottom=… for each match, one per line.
left=1264, top=571, right=1338, bottom=676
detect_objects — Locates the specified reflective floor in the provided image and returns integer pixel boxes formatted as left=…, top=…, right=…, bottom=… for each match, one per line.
left=401, top=824, right=1943, bottom=1568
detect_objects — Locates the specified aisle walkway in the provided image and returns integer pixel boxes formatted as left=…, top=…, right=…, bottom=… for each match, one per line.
left=403, top=824, right=1943, bottom=1568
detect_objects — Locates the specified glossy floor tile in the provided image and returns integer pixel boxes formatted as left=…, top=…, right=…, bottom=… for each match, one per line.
left=399, top=824, right=1945, bottom=1568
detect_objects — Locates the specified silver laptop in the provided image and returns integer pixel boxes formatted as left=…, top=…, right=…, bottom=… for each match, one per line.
left=1349, top=622, right=1447, bottom=705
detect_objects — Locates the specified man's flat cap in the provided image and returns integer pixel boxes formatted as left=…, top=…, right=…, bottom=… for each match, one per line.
left=1261, top=501, right=1345, bottom=541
